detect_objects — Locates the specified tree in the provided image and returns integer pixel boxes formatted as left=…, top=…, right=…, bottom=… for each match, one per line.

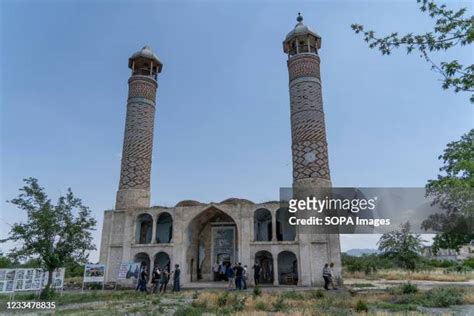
left=422, top=129, right=474, bottom=252
left=378, top=222, right=425, bottom=270
left=351, top=0, right=474, bottom=102
left=1, top=178, right=96, bottom=298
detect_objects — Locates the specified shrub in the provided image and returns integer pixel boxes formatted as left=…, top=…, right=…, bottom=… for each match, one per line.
left=272, top=296, right=287, bottom=312
left=311, top=289, right=325, bottom=299
left=192, top=291, right=198, bottom=299
left=463, top=257, right=474, bottom=269
left=355, top=300, right=368, bottom=312
left=255, top=301, right=267, bottom=311
left=234, top=296, right=247, bottom=311
left=253, top=285, right=261, bottom=297
left=423, top=287, right=464, bottom=307
left=217, top=291, right=229, bottom=307
left=400, top=282, right=418, bottom=294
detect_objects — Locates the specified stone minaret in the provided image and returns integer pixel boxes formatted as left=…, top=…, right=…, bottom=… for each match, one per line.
left=283, top=14, right=342, bottom=286
left=116, top=46, right=163, bottom=210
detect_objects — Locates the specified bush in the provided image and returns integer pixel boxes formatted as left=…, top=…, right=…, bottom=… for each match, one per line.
left=355, top=300, right=368, bottom=312
left=463, top=257, right=474, bottom=269
left=253, top=285, right=261, bottom=297
left=217, top=292, right=229, bottom=307
left=255, top=301, right=266, bottom=311
left=272, top=296, right=286, bottom=312
left=400, top=283, right=418, bottom=294
left=423, top=287, right=464, bottom=307
left=310, top=289, right=325, bottom=299
left=234, top=296, right=247, bottom=311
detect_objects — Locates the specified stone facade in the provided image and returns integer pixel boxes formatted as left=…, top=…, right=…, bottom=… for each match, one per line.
left=100, top=16, right=342, bottom=287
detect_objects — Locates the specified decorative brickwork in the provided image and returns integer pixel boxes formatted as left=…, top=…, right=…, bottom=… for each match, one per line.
left=288, top=51, right=329, bottom=182
left=128, top=77, right=157, bottom=101
left=288, top=55, right=321, bottom=81
left=117, top=76, right=157, bottom=209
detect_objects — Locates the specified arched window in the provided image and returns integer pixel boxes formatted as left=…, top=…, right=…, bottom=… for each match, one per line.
left=278, top=251, right=298, bottom=285
left=254, top=250, right=274, bottom=284
left=154, top=252, right=171, bottom=272
left=136, top=213, right=153, bottom=244
left=276, top=208, right=296, bottom=241
left=134, top=252, right=151, bottom=278
left=156, top=212, right=173, bottom=243
left=254, top=208, right=272, bottom=241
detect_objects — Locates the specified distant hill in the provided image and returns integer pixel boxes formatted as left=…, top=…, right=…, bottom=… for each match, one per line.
left=345, top=249, right=379, bottom=257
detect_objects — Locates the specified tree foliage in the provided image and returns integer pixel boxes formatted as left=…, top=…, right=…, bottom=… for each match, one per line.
left=422, top=129, right=474, bottom=252
left=351, top=0, right=474, bottom=102
left=1, top=178, right=96, bottom=297
left=378, top=222, right=425, bottom=270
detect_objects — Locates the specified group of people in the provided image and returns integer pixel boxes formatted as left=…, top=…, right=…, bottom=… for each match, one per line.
left=322, top=262, right=337, bottom=290
left=136, top=263, right=181, bottom=294
left=137, top=261, right=337, bottom=292
left=213, top=262, right=249, bottom=290
left=212, top=261, right=269, bottom=290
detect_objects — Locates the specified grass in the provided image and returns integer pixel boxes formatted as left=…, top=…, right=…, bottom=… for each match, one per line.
left=344, top=268, right=474, bottom=282
left=0, top=285, right=472, bottom=315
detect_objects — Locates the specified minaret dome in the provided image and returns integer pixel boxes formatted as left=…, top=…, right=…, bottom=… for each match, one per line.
left=283, top=13, right=321, bottom=56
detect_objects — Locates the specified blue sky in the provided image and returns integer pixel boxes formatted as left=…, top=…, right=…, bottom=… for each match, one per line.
left=1, top=0, right=472, bottom=262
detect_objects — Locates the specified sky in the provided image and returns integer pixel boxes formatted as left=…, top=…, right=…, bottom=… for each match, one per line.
left=0, top=0, right=472, bottom=262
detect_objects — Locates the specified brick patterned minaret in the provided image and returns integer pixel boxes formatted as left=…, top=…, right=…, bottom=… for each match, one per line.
left=284, top=13, right=331, bottom=191
left=116, top=46, right=163, bottom=210
left=283, top=14, right=342, bottom=286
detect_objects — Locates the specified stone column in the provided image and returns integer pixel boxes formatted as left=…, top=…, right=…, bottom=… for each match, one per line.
left=271, top=210, right=277, bottom=242
left=151, top=214, right=157, bottom=244
left=273, top=253, right=279, bottom=285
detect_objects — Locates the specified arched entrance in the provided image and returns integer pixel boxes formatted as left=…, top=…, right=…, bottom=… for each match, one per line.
left=186, top=206, right=238, bottom=282
left=134, top=252, right=151, bottom=277
left=278, top=251, right=298, bottom=285
left=154, top=252, right=171, bottom=272
left=254, top=251, right=274, bottom=284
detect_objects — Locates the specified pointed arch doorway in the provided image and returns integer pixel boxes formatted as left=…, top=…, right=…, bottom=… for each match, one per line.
left=186, top=206, right=238, bottom=282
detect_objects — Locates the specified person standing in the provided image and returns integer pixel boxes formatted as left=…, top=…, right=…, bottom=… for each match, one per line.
left=173, top=264, right=181, bottom=292
left=213, top=263, right=219, bottom=281
left=242, top=265, right=248, bottom=290
left=151, top=266, right=161, bottom=293
left=252, top=262, right=261, bottom=286
left=234, top=263, right=244, bottom=290
left=138, top=265, right=148, bottom=293
left=322, top=263, right=331, bottom=290
left=226, top=263, right=235, bottom=290
left=159, top=269, right=169, bottom=294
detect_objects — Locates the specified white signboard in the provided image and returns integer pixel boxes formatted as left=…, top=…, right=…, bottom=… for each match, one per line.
left=0, top=267, right=64, bottom=293
left=117, top=262, right=140, bottom=280
left=0, top=269, right=16, bottom=293
left=13, top=269, right=43, bottom=291
left=83, top=264, right=106, bottom=283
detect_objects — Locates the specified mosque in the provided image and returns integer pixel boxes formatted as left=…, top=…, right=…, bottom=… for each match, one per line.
left=99, top=14, right=342, bottom=287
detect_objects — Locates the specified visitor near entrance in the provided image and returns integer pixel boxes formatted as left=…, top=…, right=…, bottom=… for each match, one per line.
left=173, top=264, right=181, bottom=292
left=322, top=264, right=331, bottom=290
